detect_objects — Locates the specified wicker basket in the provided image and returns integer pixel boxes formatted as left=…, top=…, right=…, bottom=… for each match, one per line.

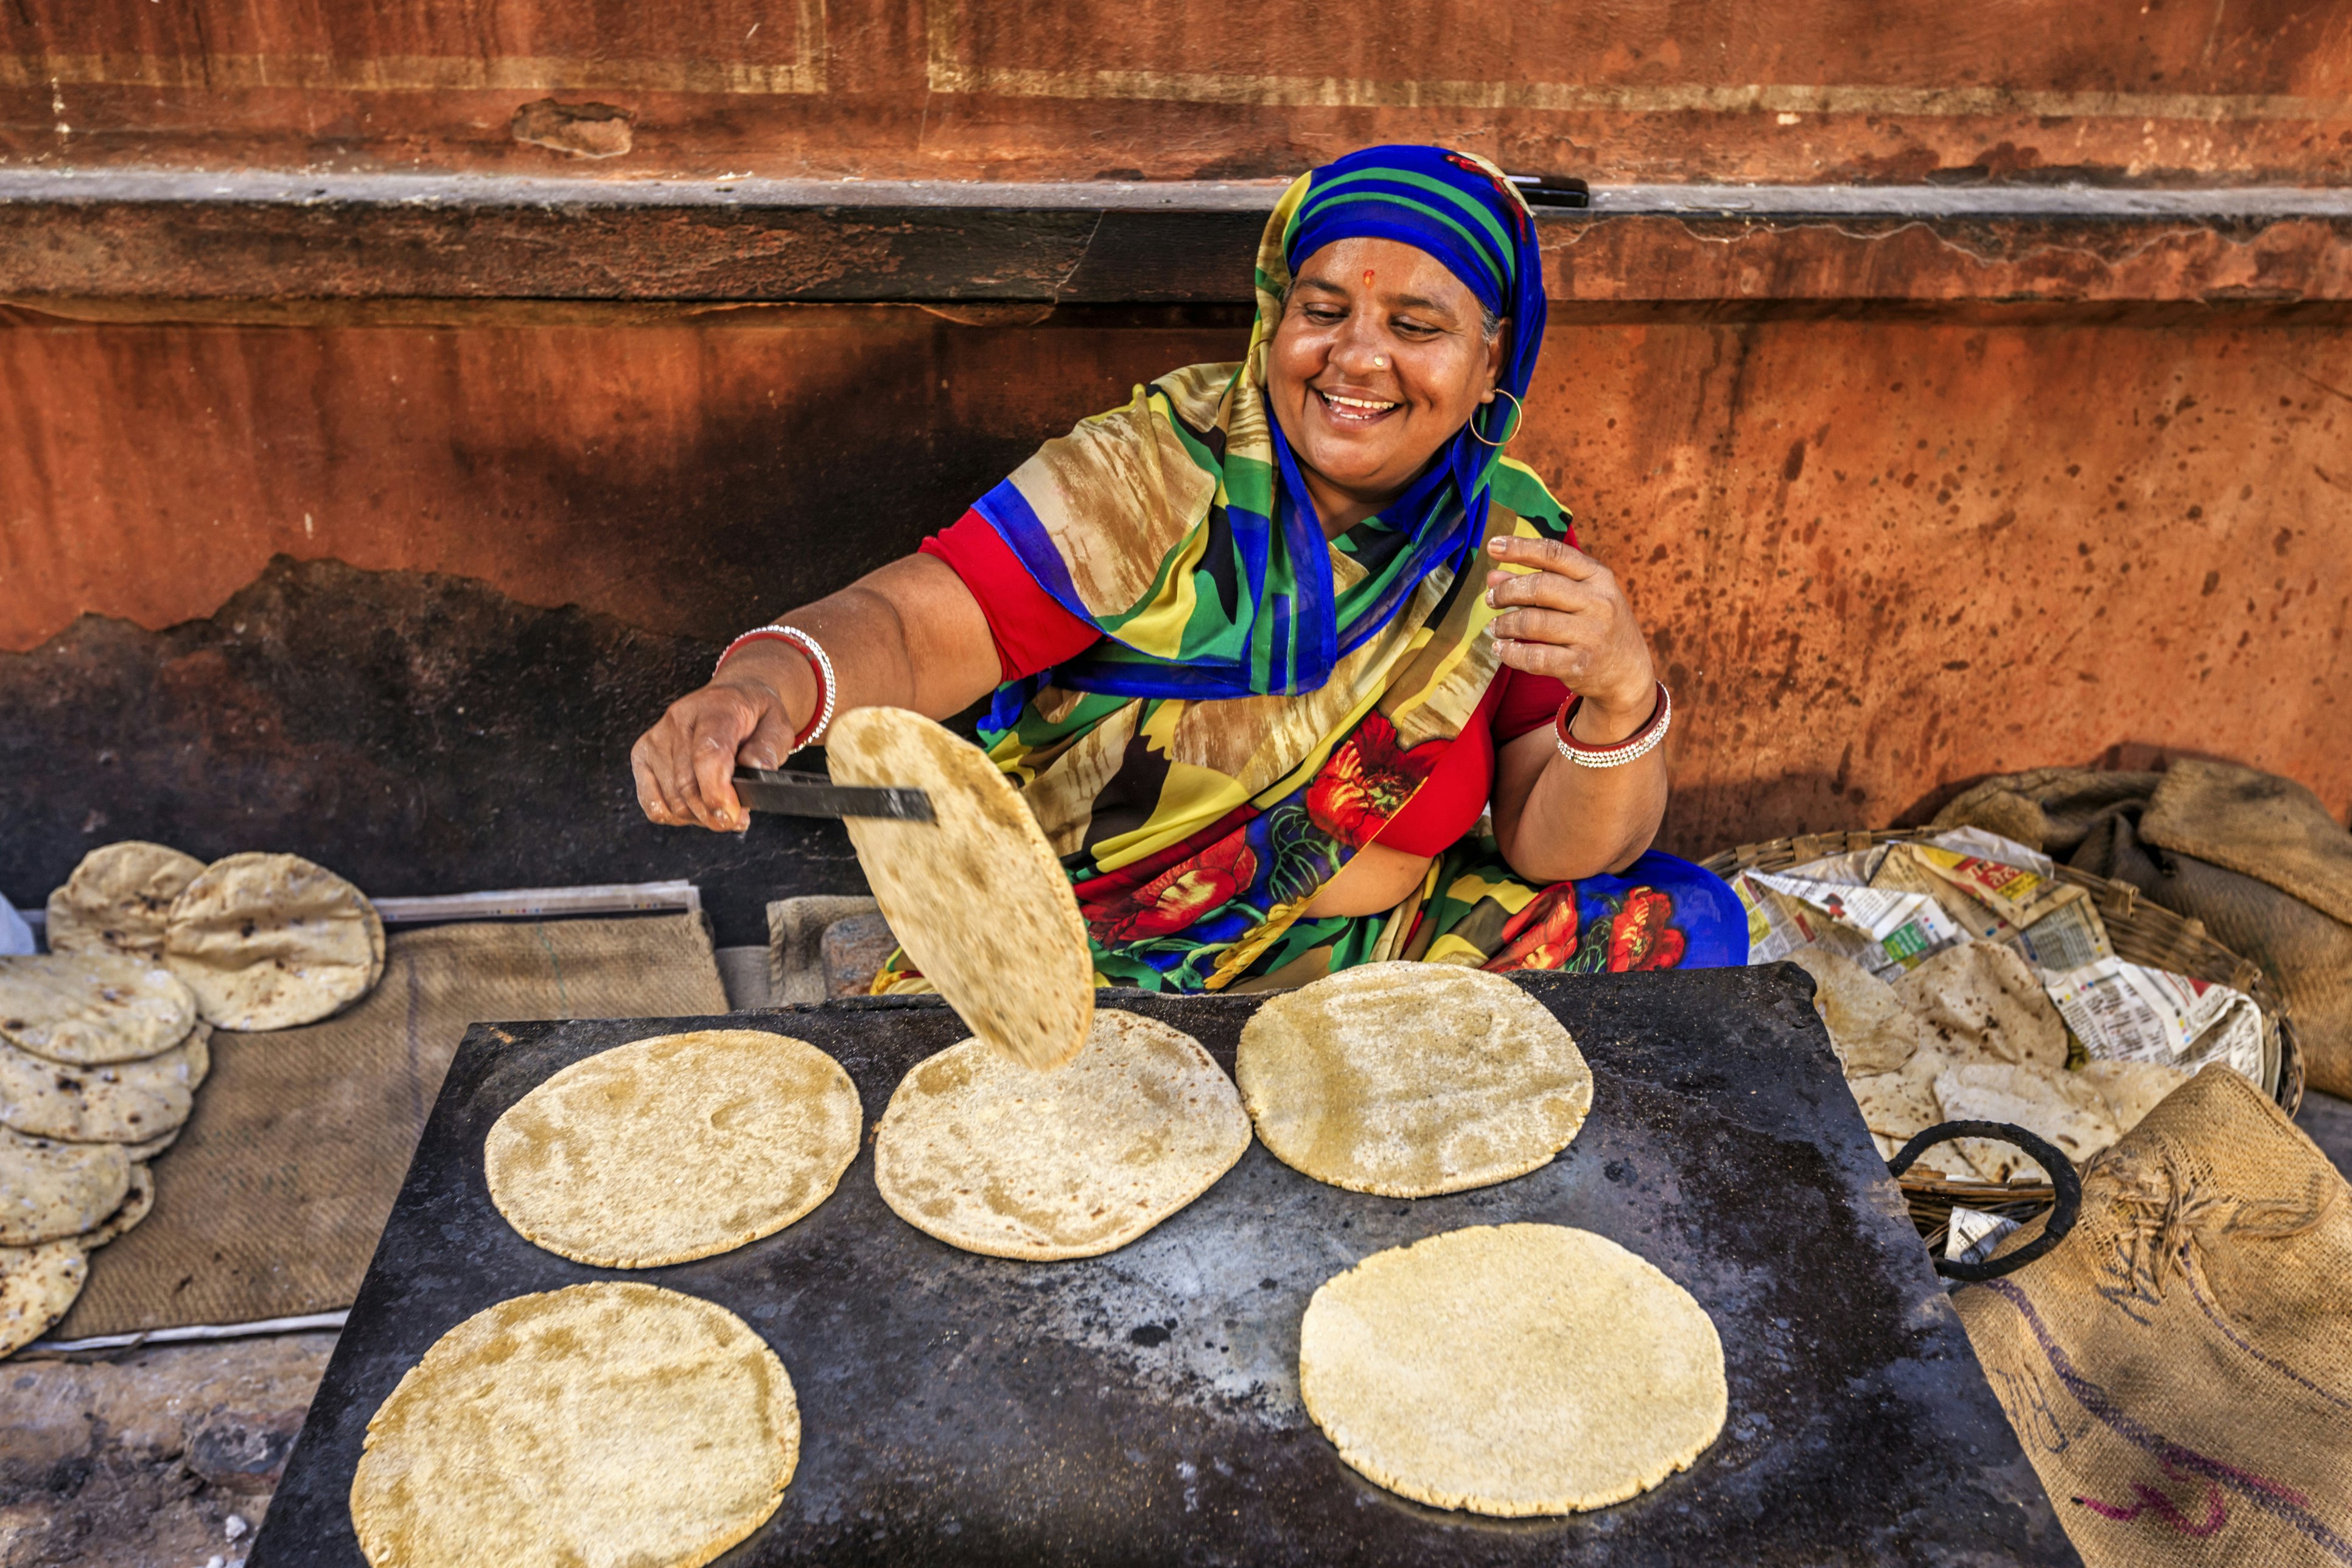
left=1701, top=826, right=2306, bottom=1244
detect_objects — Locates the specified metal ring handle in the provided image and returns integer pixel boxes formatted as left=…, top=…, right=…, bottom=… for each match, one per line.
left=1886, top=1120, right=2085, bottom=1282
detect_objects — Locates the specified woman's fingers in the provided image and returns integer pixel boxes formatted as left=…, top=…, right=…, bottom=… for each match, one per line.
left=629, top=685, right=767, bottom=831
left=1485, top=533, right=1603, bottom=580
left=685, top=697, right=757, bottom=830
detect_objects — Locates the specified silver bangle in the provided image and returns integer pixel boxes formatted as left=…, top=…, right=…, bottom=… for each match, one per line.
left=1555, top=682, right=1670, bottom=768
left=717, top=623, right=837, bottom=754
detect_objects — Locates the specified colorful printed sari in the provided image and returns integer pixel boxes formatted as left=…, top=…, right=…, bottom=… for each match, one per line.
left=878, top=145, right=1740, bottom=993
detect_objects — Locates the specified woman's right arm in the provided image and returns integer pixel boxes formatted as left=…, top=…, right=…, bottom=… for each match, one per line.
left=630, top=553, right=1004, bottom=832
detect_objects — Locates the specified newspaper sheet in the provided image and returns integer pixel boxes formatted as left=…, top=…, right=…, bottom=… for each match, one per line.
left=2042, top=957, right=2265, bottom=1080
left=1740, top=869, right=1964, bottom=977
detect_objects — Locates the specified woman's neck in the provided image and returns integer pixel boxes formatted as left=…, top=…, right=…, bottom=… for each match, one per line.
left=1297, top=465, right=1398, bottom=541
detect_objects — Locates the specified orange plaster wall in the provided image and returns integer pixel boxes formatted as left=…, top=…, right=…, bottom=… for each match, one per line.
left=3, top=307, right=2343, bottom=849
left=4, top=0, right=2348, bottom=184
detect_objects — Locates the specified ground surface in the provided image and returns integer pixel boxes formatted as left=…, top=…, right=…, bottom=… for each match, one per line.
left=0, top=1332, right=335, bottom=1568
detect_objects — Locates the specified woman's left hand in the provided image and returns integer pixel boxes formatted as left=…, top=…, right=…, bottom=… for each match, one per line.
left=1483, top=534, right=1659, bottom=741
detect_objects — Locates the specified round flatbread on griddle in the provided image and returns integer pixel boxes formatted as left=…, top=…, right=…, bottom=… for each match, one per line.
left=486, top=1030, right=861, bottom=1269
left=163, top=853, right=384, bottom=1031
left=44, top=841, right=208, bottom=959
left=1236, top=962, right=1592, bottom=1197
left=1299, top=1223, right=1726, bottom=1516
left=0, top=1125, right=130, bottom=1246
left=874, top=1009, right=1250, bottom=1261
left=0, top=953, right=197, bottom=1066
left=0, top=1024, right=208, bottom=1145
left=824, top=707, right=1094, bottom=1073
left=349, top=1283, right=797, bottom=1568
left=0, top=1239, right=88, bottom=1357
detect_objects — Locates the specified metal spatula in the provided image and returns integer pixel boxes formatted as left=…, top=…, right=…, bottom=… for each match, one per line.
left=731, top=768, right=936, bottom=822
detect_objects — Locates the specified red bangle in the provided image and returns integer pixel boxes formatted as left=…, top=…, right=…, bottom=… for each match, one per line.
left=1553, top=682, right=1671, bottom=768
left=713, top=625, right=835, bottom=752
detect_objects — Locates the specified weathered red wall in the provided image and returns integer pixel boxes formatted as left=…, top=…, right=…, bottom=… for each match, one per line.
left=5, top=0, right=2348, bottom=184
left=5, top=305, right=2343, bottom=849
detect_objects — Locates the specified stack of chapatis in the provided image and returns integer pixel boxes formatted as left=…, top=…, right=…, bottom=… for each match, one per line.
left=1791, top=940, right=2191, bottom=1182
left=1, top=842, right=387, bottom=1354
left=0, top=951, right=202, bottom=1353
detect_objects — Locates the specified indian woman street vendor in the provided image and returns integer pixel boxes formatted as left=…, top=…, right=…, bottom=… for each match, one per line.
left=633, top=144, right=1742, bottom=989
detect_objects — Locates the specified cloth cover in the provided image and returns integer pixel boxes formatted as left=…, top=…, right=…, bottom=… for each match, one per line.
left=55, top=915, right=727, bottom=1337
left=1954, top=1065, right=2352, bottom=1567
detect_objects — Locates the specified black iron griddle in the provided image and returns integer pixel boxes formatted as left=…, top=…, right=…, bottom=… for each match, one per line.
left=251, top=967, right=2079, bottom=1567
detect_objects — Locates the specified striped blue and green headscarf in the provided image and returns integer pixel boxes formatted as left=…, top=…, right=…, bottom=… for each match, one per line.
left=969, top=144, right=1556, bottom=715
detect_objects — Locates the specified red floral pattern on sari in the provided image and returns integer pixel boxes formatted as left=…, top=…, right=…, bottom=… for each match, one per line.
left=1306, top=712, right=1447, bottom=849
left=1482, top=883, right=1580, bottom=973
left=1608, top=887, right=1685, bottom=970
left=1085, top=833, right=1259, bottom=944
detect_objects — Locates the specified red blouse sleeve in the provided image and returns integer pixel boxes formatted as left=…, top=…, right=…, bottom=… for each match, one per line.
left=1492, top=665, right=1570, bottom=741
left=920, top=509, right=1101, bottom=682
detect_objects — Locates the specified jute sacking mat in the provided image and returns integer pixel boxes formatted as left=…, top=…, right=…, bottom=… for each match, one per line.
left=55, top=915, right=727, bottom=1338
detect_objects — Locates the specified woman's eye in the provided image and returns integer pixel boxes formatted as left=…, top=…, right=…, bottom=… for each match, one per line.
left=1393, top=318, right=1438, bottom=337
left=1304, top=307, right=1344, bottom=324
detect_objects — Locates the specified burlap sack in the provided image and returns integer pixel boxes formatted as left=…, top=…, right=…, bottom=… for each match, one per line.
left=1934, top=761, right=2352, bottom=1097
left=1952, top=1067, right=2352, bottom=1567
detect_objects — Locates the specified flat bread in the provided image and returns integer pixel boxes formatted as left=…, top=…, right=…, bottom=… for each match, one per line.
left=1892, top=940, right=2068, bottom=1069
left=0, top=1239, right=87, bottom=1357
left=824, top=707, right=1094, bottom=1072
left=83, top=1162, right=155, bottom=1248
left=1846, top=1046, right=1975, bottom=1179
left=0, top=1024, right=208, bottom=1144
left=2080, top=1057, right=2194, bottom=1134
left=1786, top=947, right=1923, bottom=1074
left=0, top=1125, right=130, bottom=1245
left=1933, top=1062, right=2120, bottom=1182
left=45, top=841, right=208, bottom=958
left=0, top=953, right=197, bottom=1065
left=873, top=1009, right=1250, bottom=1261
left=1235, top=963, right=1591, bottom=1197
left=486, top=1030, right=861, bottom=1269
left=1299, top=1223, right=1725, bottom=1516
left=163, top=852, right=385, bottom=1031
left=349, top=1283, right=796, bottom=1568
left=122, top=1127, right=180, bottom=1162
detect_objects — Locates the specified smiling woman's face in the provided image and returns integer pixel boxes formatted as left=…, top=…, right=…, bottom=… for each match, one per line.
left=1265, top=236, right=1507, bottom=528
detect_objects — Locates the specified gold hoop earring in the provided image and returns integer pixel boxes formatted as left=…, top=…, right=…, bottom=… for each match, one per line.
left=1469, top=389, right=1523, bottom=448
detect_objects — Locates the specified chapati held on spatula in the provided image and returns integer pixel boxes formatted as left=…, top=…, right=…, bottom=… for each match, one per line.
left=0, top=953, right=197, bottom=1065
left=44, top=841, right=206, bottom=959
left=1299, top=1223, right=1726, bottom=1516
left=0, top=1024, right=208, bottom=1144
left=162, top=852, right=385, bottom=1031
left=825, top=706, right=1094, bottom=1071
left=349, top=1282, right=797, bottom=1568
left=1236, top=962, right=1591, bottom=1197
left=485, top=1029, right=861, bottom=1269
left=874, top=1009, right=1250, bottom=1261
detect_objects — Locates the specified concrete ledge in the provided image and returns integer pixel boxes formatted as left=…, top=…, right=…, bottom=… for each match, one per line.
left=2, top=170, right=2348, bottom=306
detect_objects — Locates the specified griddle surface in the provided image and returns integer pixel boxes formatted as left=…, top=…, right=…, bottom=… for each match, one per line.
left=253, top=967, right=2077, bottom=1566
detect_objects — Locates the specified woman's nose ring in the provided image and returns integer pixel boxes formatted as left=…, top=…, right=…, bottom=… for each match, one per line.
left=1373, top=355, right=1388, bottom=368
